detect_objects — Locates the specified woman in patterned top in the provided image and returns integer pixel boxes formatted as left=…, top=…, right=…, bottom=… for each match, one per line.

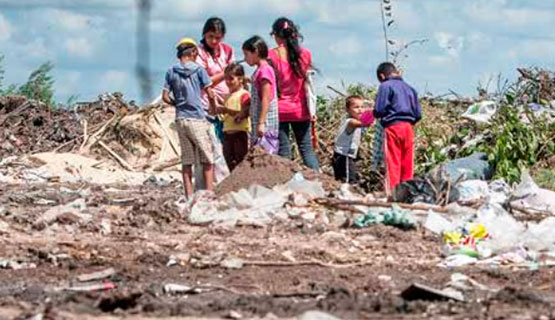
left=241, top=36, right=279, bottom=155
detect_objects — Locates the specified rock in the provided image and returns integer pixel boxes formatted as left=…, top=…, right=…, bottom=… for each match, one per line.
left=0, top=258, right=36, bottom=270
left=33, top=198, right=87, bottom=230
left=164, top=283, right=203, bottom=294
left=301, top=211, right=316, bottom=222
left=298, top=310, right=343, bottom=320
left=322, top=231, right=347, bottom=244
left=378, top=275, right=392, bottom=282
left=401, top=283, right=464, bottom=302
left=220, top=257, right=244, bottom=270
left=100, top=218, right=111, bottom=235
left=77, top=267, right=117, bottom=282
left=0, top=219, right=9, bottom=233
left=1, top=141, right=14, bottom=153
left=227, top=310, right=243, bottom=319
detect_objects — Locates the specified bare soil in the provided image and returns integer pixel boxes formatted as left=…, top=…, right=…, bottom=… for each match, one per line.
left=1, top=182, right=555, bottom=319
left=215, top=147, right=340, bottom=196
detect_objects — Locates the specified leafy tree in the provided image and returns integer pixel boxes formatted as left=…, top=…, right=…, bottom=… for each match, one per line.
left=18, top=62, right=55, bottom=106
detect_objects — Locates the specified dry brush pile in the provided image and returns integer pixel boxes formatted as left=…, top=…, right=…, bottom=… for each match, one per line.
left=312, top=67, right=555, bottom=192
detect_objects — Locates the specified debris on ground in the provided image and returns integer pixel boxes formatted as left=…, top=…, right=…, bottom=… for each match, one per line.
left=0, top=66, right=554, bottom=319
left=401, top=282, right=465, bottom=302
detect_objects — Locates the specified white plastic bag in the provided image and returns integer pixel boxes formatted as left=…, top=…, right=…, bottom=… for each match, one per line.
left=455, top=180, right=489, bottom=202
left=424, top=211, right=453, bottom=234
left=510, top=171, right=555, bottom=214
left=305, top=70, right=317, bottom=117
left=462, top=101, right=497, bottom=124
left=194, top=127, right=230, bottom=190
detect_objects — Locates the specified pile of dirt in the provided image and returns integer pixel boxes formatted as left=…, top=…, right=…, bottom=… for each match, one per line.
left=75, top=92, right=137, bottom=129
left=0, top=95, right=80, bottom=158
left=0, top=93, right=138, bottom=159
left=215, top=148, right=341, bottom=196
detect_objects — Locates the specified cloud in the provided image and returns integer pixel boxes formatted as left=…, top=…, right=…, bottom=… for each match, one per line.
left=164, top=0, right=303, bottom=19
left=313, top=1, right=380, bottom=26
left=0, top=13, right=12, bottom=41
left=328, top=35, right=364, bottom=56
left=98, top=70, right=128, bottom=91
left=55, top=70, right=82, bottom=97
left=47, top=9, right=97, bottom=32
left=65, top=37, right=94, bottom=58
left=0, top=0, right=133, bottom=9
left=435, top=32, right=464, bottom=58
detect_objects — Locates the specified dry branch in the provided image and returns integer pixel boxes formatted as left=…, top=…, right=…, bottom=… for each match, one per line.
left=98, top=140, right=135, bottom=171
left=314, top=198, right=449, bottom=213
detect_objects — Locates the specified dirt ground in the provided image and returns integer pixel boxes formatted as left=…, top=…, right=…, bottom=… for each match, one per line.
left=1, top=182, right=555, bottom=320
left=215, top=148, right=340, bottom=196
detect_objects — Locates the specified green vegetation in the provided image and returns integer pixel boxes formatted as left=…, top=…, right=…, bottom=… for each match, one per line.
left=0, top=54, right=56, bottom=107
left=314, top=72, right=555, bottom=191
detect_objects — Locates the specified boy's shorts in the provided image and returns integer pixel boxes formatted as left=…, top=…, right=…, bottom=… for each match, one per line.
left=175, top=118, right=214, bottom=166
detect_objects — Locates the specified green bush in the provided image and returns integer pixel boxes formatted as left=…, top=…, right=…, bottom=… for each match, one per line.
left=17, top=62, right=55, bottom=107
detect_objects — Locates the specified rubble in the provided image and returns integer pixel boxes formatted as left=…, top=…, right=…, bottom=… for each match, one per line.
left=0, top=65, right=554, bottom=318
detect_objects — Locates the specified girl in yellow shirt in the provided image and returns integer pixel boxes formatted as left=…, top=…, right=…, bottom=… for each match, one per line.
left=218, top=63, right=251, bottom=171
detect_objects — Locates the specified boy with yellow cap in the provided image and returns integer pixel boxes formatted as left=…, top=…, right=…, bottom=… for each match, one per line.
left=162, top=37, right=217, bottom=198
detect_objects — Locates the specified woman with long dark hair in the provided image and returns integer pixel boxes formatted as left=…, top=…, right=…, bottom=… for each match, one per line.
left=268, top=17, right=319, bottom=170
left=196, top=17, right=235, bottom=120
left=195, top=17, right=235, bottom=183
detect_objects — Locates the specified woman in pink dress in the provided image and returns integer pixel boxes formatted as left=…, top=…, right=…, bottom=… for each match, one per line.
left=196, top=17, right=235, bottom=140
left=268, top=17, right=319, bottom=170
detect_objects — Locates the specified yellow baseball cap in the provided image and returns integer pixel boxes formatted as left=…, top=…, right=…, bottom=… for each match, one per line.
left=176, top=37, right=197, bottom=49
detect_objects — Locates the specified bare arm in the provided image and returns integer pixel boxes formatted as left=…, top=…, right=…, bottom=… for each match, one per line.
left=162, top=90, right=174, bottom=106
left=205, top=87, right=217, bottom=116
left=347, top=109, right=374, bottom=130
left=210, top=72, right=225, bottom=86
left=234, top=95, right=251, bottom=118
left=347, top=118, right=363, bottom=131
left=257, top=80, right=272, bottom=135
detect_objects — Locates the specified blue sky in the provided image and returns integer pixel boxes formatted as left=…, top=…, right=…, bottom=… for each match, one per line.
left=0, top=0, right=554, bottom=104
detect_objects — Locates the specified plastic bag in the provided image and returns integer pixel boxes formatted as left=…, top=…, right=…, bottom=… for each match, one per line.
left=194, top=126, right=230, bottom=190
left=354, top=205, right=415, bottom=229
left=424, top=211, right=454, bottom=234
left=462, top=101, right=497, bottom=124
left=305, top=70, right=317, bottom=117
left=510, top=171, right=555, bottom=214
left=455, top=180, right=488, bottom=202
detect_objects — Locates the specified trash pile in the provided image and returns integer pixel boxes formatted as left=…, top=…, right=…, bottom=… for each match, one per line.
left=0, top=93, right=139, bottom=159
left=0, top=95, right=80, bottom=158
left=0, top=93, right=206, bottom=185
left=185, top=172, right=328, bottom=227
left=423, top=171, right=555, bottom=269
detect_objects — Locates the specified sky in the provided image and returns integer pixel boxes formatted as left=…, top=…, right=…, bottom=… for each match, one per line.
left=0, top=0, right=554, bottom=105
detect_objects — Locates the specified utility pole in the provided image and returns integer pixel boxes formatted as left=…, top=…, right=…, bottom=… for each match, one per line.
left=136, top=0, right=152, bottom=104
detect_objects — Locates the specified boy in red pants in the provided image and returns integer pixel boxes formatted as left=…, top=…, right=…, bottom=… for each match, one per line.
left=373, top=62, right=422, bottom=196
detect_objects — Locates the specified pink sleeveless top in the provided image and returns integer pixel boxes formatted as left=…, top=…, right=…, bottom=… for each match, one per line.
left=268, top=46, right=312, bottom=122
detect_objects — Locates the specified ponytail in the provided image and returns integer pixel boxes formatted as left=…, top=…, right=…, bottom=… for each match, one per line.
left=271, top=17, right=304, bottom=78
